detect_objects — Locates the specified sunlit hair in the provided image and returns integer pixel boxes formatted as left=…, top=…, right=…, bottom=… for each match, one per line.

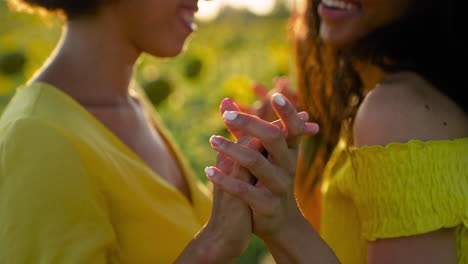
left=7, top=0, right=113, bottom=19
left=291, top=0, right=466, bottom=225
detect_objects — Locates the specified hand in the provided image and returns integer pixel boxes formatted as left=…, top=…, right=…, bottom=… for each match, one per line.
left=206, top=93, right=319, bottom=242
left=197, top=175, right=252, bottom=263
left=177, top=159, right=252, bottom=264
left=252, top=77, right=298, bottom=122
left=184, top=100, right=255, bottom=264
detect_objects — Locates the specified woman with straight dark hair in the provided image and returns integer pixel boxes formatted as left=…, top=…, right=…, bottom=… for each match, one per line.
left=0, top=0, right=318, bottom=263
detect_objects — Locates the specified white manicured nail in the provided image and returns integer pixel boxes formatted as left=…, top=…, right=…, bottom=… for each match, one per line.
left=223, top=111, right=238, bottom=121
left=209, top=136, right=223, bottom=147
left=205, top=167, right=215, bottom=176
left=273, top=93, right=286, bottom=106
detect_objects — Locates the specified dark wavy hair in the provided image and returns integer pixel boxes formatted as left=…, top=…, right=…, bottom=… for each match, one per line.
left=292, top=0, right=466, bottom=225
left=7, top=0, right=113, bottom=18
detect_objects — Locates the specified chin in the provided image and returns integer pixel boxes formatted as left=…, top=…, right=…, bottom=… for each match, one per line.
left=319, top=24, right=359, bottom=50
left=157, top=49, right=183, bottom=58
left=320, top=35, right=353, bottom=49
left=145, top=41, right=186, bottom=58
left=149, top=48, right=182, bottom=58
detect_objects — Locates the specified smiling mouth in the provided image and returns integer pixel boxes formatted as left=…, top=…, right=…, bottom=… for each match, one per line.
left=322, top=0, right=360, bottom=11
left=179, top=9, right=197, bottom=32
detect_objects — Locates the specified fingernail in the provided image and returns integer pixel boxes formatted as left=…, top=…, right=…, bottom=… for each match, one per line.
left=210, top=136, right=223, bottom=147
left=304, top=123, right=320, bottom=134
left=205, top=167, right=220, bottom=182
left=205, top=167, right=215, bottom=177
left=273, top=93, right=286, bottom=106
left=298, top=111, right=309, bottom=121
left=221, top=98, right=233, bottom=104
left=223, top=111, right=238, bottom=121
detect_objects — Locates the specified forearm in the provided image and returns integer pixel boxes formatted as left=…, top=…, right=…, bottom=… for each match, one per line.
left=263, top=217, right=340, bottom=264
left=175, top=189, right=251, bottom=264
left=174, top=227, right=237, bottom=264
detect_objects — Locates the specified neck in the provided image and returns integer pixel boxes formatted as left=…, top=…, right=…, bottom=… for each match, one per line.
left=31, top=11, right=141, bottom=106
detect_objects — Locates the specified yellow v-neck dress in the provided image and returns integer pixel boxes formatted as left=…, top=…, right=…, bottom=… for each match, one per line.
left=320, top=138, right=468, bottom=264
left=0, top=82, right=212, bottom=263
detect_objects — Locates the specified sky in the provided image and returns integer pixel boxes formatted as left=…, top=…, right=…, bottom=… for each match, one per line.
left=197, top=0, right=296, bottom=21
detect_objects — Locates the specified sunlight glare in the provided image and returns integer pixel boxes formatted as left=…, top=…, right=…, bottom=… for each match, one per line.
left=196, top=0, right=278, bottom=21
left=246, top=0, right=276, bottom=15
left=196, top=1, right=223, bottom=22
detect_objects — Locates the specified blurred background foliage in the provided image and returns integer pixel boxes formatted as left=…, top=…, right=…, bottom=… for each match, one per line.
left=0, top=1, right=296, bottom=262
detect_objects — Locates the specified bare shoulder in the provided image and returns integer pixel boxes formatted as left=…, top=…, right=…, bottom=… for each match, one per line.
left=368, top=229, right=456, bottom=264
left=354, top=72, right=468, bottom=147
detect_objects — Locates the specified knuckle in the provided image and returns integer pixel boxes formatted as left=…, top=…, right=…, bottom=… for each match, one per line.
left=273, top=180, right=289, bottom=195
left=245, top=152, right=264, bottom=169
left=273, top=170, right=293, bottom=194
left=237, top=135, right=252, bottom=146
left=237, top=114, right=251, bottom=127
left=288, top=119, right=305, bottom=138
left=263, top=127, right=283, bottom=143
left=222, top=141, right=241, bottom=156
left=294, top=121, right=306, bottom=134
left=221, top=139, right=233, bottom=150
left=233, top=181, right=249, bottom=196
left=263, top=199, right=279, bottom=217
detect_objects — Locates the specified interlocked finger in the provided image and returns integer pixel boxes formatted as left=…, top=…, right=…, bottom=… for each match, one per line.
left=220, top=98, right=245, bottom=140
left=210, top=136, right=288, bottom=194
left=205, top=166, right=274, bottom=215
left=221, top=111, right=294, bottom=173
left=271, top=93, right=310, bottom=148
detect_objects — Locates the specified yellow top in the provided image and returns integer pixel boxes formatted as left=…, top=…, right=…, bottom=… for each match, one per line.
left=321, top=138, right=468, bottom=264
left=0, top=82, right=212, bottom=264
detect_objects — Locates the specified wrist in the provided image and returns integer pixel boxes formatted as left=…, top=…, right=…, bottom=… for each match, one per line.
left=261, top=216, right=320, bottom=264
left=261, top=216, right=339, bottom=264
left=262, top=213, right=313, bottom=246
left=193, top=224, right=241, bottom=264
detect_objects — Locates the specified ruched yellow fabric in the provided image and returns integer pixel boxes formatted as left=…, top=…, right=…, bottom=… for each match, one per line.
left=0, top=82, right=212, bottom=263
left=321, top=138, right=468, bottom=264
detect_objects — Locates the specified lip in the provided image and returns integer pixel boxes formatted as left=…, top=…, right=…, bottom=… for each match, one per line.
left=318, top=2, right=361, bottom=24
left=180, top=4, right=198, bottom=13
left=177, top=7, right=197, bottom=34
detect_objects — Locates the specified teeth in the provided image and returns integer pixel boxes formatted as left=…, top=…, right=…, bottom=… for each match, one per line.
left=322, top=0, right=356, bottom=10
left=181, top=11, right=197, bottom=31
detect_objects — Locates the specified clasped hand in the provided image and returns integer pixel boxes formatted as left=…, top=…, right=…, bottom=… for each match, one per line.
left=205, top=93, right=319, bottom=259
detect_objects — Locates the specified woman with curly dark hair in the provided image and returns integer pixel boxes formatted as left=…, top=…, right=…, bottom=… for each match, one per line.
left=205, top=0, right=467, bottom=263
left=291, top=0, right=468, bottom=261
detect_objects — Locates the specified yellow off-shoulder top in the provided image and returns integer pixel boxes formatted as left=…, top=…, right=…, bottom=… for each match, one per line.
left=0, top=82, right=212, bottom=263
left=321, top=138, right=468, bottom=264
